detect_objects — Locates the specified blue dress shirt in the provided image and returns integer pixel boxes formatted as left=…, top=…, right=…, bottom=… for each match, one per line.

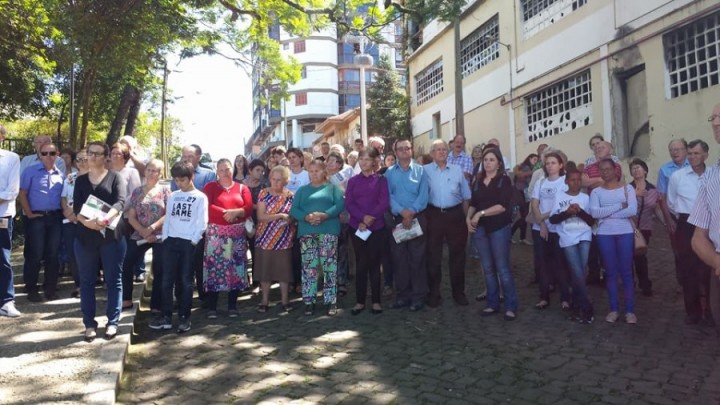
left=424, top=162, right=471, bottom=208
left=385, top=161, right=429, bottom=215
left=20, top=164, right=64, bottom=211
left=657, top=159, right=688, bottom=194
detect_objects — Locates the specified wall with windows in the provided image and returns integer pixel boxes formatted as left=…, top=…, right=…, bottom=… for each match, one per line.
left=408, top=0, right=720, bottom=178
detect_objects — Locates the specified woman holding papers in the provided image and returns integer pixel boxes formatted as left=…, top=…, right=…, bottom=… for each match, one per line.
left=73, top=142, right=127, bottom=342
left=345, top=147, right=390, bottom=315
left=466, top=148, right=518, bottom=321
left=122, top=159, right=171, bottom=313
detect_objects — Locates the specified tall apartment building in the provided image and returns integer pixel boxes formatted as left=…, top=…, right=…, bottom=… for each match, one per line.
left=407, top=0, right=720, bottom=178
left=246, top=12, right=405, bottom=159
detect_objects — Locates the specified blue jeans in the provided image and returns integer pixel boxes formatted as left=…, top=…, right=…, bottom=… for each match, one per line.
left=597, top=233, right=635, bottom=313
left=563, top=241, right=593, bottom=316
left=75, top=237, right=127, bottom=328
left=122, top=239, right=164, bottom=302
left=23, top=213, right=62, bottom=293
left=472, top=224, right=518, bottom=312
left=161, top=237, right=195, bottom=320
left=1, top=217, right=14, bottom=305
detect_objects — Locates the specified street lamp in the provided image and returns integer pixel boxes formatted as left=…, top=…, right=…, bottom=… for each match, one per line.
left=484, top=35, right=512, bottom=99
left=344, top=35, right=374, bottom=145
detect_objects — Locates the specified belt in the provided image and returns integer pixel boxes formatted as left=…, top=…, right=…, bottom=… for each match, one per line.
left=428, top=204, right=462, bottom=213
left=31, top=210, right=62, bottom=216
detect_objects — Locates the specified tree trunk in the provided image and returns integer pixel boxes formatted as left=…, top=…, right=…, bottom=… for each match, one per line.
left=78, top=68, right=97, bottom=148
left=56, top=101, right=66, bottom=144
left=107, top=84, right=140, bottom=145
left=123, top=88, right=142, bottom=136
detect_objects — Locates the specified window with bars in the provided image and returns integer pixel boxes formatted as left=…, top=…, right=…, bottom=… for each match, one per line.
left=664, top=11, right=720, bottom=98
left=415, top=59, right=443, bottom=105
left=295, top=93, right=307, bottom=106
left=294, top=40, right=306, bottom=53
left=520, top=0, right=588, bottom=38
left=525, top=70, right=592, bottom=143
left=460, top=14, right=500, bottom=79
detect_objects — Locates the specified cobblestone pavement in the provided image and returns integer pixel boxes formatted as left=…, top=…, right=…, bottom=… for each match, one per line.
left=118, top=224, right=720, bottom=405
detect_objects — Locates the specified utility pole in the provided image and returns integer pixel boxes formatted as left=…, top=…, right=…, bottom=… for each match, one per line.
left=453, top=19, right=465, bottom=137
left=160, top=61, right=169, bottom=178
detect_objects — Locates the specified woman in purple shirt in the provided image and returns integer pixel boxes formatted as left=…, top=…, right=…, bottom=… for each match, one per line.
left=345, top=147, right=390, bottom=315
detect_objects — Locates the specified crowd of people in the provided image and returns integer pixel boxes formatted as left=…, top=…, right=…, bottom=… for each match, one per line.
left=1, top=103, right=720, bottom=340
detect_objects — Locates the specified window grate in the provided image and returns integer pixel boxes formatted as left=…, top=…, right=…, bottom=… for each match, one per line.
left=525, top=70, right=592, bottom=143
left=415, top=59, right=443, bottom=105
left=521, top=0, right=588, bottom=38
left=460, top=14, right=500, bottom=79
left=664, top=10, right=720, bottom=98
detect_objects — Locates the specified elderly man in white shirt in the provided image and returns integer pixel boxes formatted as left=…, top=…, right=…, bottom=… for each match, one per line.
left=0, top=124, right=21, bottom=317
left=668, top=139, right=712, bottom=325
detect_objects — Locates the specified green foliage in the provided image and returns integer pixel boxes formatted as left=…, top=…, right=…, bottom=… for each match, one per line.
left=366, top=54, right=410, bottom=142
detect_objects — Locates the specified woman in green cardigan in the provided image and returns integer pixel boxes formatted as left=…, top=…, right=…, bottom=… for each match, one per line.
left=290, top=160, right=345, bottom=316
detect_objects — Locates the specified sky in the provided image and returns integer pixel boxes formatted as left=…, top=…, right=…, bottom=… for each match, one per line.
left=164, top=53, right=253, bottom=162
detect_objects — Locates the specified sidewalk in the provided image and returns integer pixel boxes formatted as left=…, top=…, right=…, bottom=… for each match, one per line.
left=0, top=248, right=142, bottom=405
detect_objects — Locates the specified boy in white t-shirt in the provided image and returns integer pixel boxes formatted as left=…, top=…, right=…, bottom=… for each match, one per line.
left=549, top=169, right=595, bottom=324
left=149, top=162, right=208, bottom=333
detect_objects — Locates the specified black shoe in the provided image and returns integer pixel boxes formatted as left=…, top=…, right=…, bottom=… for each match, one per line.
left=454, top=295, right=469, bottom=306
left=427, top=296, right=442, bottom=308
left=409, top=302, right=424, bottom=312
left=27, top=291, right=43, bottom=303
left=44, top=291, right=59, bottom=301
left=70, top=289, right=80, bottom=299
left=351, top=306, right=365, bottom=316
left=304, top=304, right=315, bottom=316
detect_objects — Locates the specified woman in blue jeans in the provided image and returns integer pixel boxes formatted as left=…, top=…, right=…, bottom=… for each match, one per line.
left=549, top=169, right=595, bottom=324
left=590, top=158, right=638, bottom=324
left=466, top=148, right=518, bottom=320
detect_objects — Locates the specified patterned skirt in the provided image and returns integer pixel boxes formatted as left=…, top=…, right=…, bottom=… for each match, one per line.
left=203, top=223, right=248, bottom=292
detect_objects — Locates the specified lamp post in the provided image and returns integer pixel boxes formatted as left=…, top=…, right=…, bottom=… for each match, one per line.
left=344, top=35, right=374, bottom=145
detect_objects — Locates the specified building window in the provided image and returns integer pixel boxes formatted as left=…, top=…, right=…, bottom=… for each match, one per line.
left=664, top=11, right=720, bottom=98
left=460, top=14, right=500, bottom=78
left=294, top=40, right=306, bottom=53
left=295, top=93, right=307, bottom=106
left=521, top=0, right=588, bottom=38
left=431, top=112, right=441, bottom=140
left=415, top=59, right=443, bottom=105
left=300, top=66, right=307, bottom=79
left=525, top=70, right=592, bottom=143
left=282, top=43, right=289, bottom=50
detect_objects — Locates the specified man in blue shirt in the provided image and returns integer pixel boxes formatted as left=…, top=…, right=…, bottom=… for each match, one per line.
left=386, top=139, right=429, bottom=311
left=19, top=135, right=66, bottom=175
left=424, top=139, right=472, bottom=307
left=172, top=144, right=216, bottom=301
left=19, top=143, right=64, bottom=301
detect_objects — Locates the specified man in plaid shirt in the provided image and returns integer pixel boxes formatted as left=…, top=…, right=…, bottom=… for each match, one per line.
left=448, top=134, right=473, bottom=182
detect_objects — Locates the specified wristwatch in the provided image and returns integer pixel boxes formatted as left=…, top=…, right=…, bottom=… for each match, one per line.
left=480, top=210, right=486, bottom=217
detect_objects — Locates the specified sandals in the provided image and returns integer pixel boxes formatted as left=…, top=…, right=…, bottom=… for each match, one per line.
left=535, top=300, right=549, bottom=310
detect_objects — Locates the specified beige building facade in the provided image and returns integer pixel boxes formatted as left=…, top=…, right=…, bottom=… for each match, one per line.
left=408, top=0, right=720, bottom=180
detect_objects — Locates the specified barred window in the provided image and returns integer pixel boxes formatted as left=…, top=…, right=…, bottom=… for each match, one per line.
left=294, top=40, right=306, bottom=53
left=664, top=11, right=720, bottom=98
left=521, top=0, right=588, bottom=38
left=525, top=70, right=592, bottom=143
left=295, top=93, right=307, bottom=106
left=415, top=59, right=443, bottom=105
left=460, top=14, right=499, bottom=79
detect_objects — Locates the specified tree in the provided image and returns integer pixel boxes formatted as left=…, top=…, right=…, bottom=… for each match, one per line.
left=366, top=54, right=410, bottom=143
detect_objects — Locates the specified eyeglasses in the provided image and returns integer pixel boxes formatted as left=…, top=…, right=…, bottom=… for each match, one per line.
left=708, top=114, right=720, bottom=122
left=396, top=147, right=411, bottom=152
left=87, top=151, right=105, bottom=157
left=75, top=158, right=88, bottom=163
left=40, top=151, right=57, bottom=157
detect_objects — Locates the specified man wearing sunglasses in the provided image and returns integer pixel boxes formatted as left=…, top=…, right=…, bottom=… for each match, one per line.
left=19, top=143, right=64, bottom=302
left=19, top=134, right=66, bottom=175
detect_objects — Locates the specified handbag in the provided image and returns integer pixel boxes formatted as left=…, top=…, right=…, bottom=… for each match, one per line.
left=624, top=185, right=647, bottom=257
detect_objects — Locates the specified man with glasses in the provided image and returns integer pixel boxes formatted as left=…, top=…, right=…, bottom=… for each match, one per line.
left=20, top=135, right=66, bottom=175
left=0, top=124, right=21, bottom=317
left=690, top=104, right=720, bottom=337
left=19, top=143, right=64, bottom=301
left=386, top=139, right=429, bottom=311
left=448, top=134, right=473, bottom=182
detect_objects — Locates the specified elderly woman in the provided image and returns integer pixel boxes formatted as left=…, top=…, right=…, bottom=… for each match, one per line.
left=591, top=158, right=638, bottom=324
left=255, top=166, right=296, bottom=312
left=346, top=147, right=389, bottom=315
left=202, top=158, right=253, bottom=318
left=629, top=158, right=658, bottom=297
left=290, top=160, right=345, bottom=316
left=233, top=154, right=249, bottom=183
left=121, top=159, right=171, bottom=312
left=73, top=142, right=127, bottom=342
left=61, top=148, right=88, bottom=298
left=467, top=148, right=518, bottom=320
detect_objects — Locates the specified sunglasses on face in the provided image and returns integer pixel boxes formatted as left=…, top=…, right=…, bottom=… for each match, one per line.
left=40, top=151, right=57, bottom=157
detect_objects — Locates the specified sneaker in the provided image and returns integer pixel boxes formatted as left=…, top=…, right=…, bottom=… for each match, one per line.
left=605, top=311, right=619, bottom=323
left=0, top=301, right=21, bottom=317
left=27, top=291, right=43, bottom=303
left=625, top=313, right=638, bottom=324
left=228, top=309, right=239, bottom=318
left=148, top=316, right=172, bottom=330
left=84, top=327, right=97, bottom=342
left=105, top=325, right=118, bottom=339
left=207, top=310, right=218, bottom=319
left=177, top=318, right=192, bottom=333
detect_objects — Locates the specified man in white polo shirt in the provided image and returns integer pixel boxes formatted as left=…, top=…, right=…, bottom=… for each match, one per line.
left=0, top=124, right=21, bottom=317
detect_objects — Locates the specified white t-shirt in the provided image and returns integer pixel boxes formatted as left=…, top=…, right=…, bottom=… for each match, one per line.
left=551, top=191, right=592, bottom=248
left=531, top=175, right=568, bottom=232
left=162, top=189, right=208, bottom=244
left=287, top=169, right=310, bottom=193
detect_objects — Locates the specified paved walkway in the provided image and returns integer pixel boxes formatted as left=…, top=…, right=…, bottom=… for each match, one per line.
left=118, top=224, right=719, bottom=405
